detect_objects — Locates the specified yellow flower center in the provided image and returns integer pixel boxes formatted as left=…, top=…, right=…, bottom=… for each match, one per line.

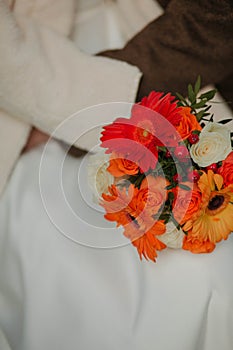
left=143, top=130, right=149, bottom=138
left=135, top=120, right=155, bottom=145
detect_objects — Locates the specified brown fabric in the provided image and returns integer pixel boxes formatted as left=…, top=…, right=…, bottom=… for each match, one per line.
left=157, top=0, right=170, bottom=9
left=100, top=0, right=233, bottom=106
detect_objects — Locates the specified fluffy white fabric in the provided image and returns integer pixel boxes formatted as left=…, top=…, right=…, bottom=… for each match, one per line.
left=0, top=0, right=143, bottom=196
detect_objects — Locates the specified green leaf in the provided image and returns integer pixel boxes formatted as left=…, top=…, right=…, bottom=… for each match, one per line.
left=179, top=184, right=191, bottom=191
left=218, top=118, right=233, bottom=124
left=196, top=110, right=205, bottom=121
left=192, top=100, right=207, bottom=109
left=166, top=184, right=175, bottom=190
left=192, top=129, right=201, bottom=135
left=188, top=84, right=196, bottom=104
left=176, top=92, right=188, bottom=104
left=194, top=75, right=201, bottom=94
left=199, top=89, right=216, bottom=101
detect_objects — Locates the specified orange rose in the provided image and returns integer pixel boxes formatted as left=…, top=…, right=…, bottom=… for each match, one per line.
left=140, top=175, right=169, bottom=215
left=172, top=182, right=202, bottom=225
left=108, top=153, right=139, bottom=177
left=176, top=107, right=202, bottom=140
left=218, top=151, right=233, bottom=186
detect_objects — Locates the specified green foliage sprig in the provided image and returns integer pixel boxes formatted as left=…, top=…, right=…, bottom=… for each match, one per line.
left=177, top=75, right=233, bottom=146
left=176, top=75, right=216, bottom=122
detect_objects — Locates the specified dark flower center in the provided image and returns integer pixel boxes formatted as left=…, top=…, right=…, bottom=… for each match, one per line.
left=208, top=195, right=225, bottom=211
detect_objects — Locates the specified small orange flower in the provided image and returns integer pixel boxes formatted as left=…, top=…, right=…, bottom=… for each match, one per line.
left=218, top=151, right=233, bottom=186
left=182, top=171, right=233, bottom=253
left=176, top=107, right=202, bottom=140
left=108, top=153, right=139, bottom=177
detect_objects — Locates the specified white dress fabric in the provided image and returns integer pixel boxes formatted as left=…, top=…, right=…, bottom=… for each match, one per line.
left=0, top=1, right=233, bottom=349
left=0, top=141, right=233, bottom=350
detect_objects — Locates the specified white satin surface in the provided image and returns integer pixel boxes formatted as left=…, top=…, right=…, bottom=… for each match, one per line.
left=0, top=141, right=233, bottom=350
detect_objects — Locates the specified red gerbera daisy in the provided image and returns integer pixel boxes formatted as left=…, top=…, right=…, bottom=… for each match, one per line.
left=139, top=91, right=183, bottom=126
left=101, top=91, right=181, bottom=172
left=100, top=115, right=159, bottom=172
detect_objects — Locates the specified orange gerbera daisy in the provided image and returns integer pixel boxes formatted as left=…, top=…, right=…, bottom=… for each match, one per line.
left=182, top=170, right=233, bottom=253
left=101, top=184, right=137, bottom=227
left=101, top=183, right=166, bottom=262
left=130, top=221, right=166, bottom=262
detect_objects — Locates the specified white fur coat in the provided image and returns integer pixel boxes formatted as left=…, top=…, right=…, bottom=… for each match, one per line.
left=0, top=0, right=161, bottom=197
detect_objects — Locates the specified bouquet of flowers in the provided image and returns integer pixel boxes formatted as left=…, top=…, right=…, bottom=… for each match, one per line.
left=89, top=77, right=233, bottom=262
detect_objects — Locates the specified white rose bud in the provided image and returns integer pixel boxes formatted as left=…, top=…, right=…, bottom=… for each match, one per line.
left=190, top=122, right=232, bottom=167
left=87, top=151, right=114, bottom=204
left=159, top=222, right=185, bottom=249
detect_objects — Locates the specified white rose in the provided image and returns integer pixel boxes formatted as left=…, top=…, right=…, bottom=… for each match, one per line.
left=87, top=151, right=114, bottom=204
left=159, top=222, right=185, bottom=249
left=190, top=122, right=232, bottom=167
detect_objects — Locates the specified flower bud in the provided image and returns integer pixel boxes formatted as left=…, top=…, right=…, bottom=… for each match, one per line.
left=188, top=170, right=200, bottom=183
left=173, top=173, right=182, bottom=182
left=188, top=133, right=199, bottom=144
left=174, top=146, right=189, bottom=161
left=205, top=163, right=218, bottom=172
